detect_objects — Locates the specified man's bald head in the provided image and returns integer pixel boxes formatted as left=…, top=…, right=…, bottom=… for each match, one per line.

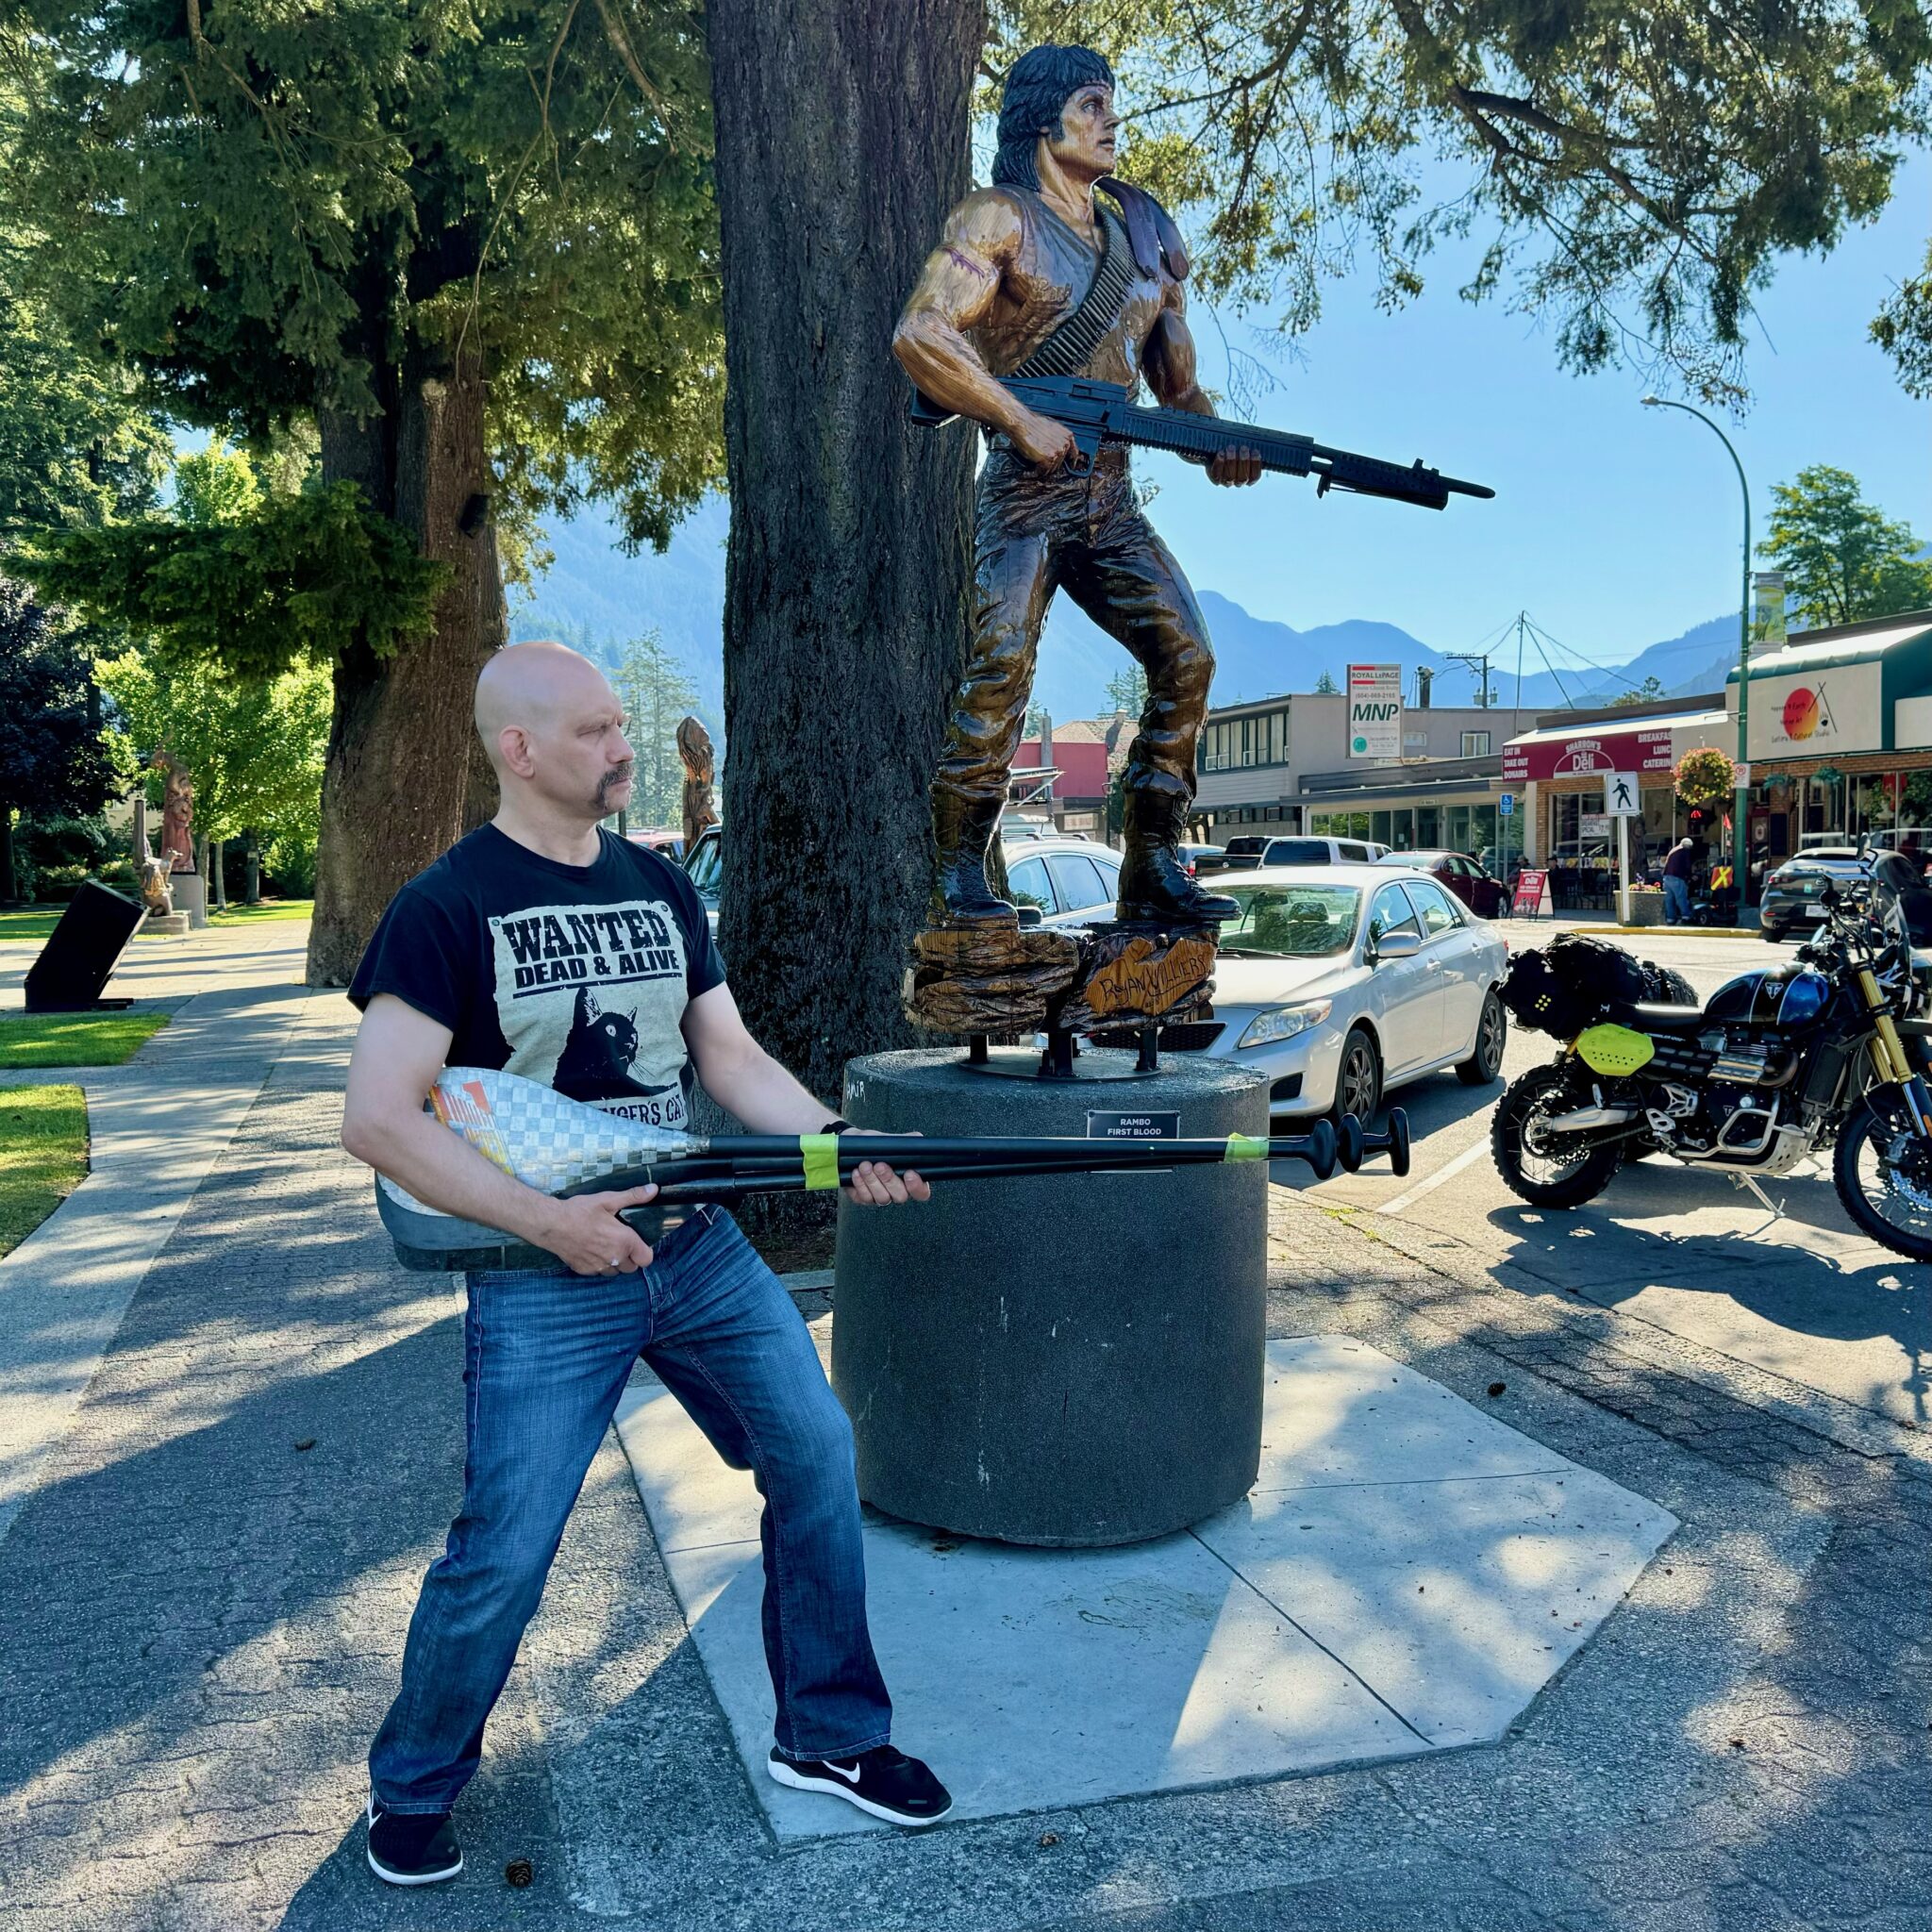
left=475, top=641, right=634, bottom=824
left=475, top=640, right=610, bottom=771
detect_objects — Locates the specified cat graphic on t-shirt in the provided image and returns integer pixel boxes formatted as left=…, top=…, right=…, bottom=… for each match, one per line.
left=553, top=986, right=678, bottom=1103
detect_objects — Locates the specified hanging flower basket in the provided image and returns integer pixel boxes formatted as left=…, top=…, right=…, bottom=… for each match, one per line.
left=1674, top=746, right=1735, bottom=809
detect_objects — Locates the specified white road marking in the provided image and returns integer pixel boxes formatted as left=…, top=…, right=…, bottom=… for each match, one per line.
left=1379, top=1133, right=1494, bottom=1216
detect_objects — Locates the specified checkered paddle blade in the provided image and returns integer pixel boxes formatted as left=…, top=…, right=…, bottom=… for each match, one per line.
left=430, top=1067, right=701, bottom=1193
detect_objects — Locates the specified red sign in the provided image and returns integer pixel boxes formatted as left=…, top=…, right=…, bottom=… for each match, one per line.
left=1510, top=868, right=1551, bottom=918
left=1502, top=726, right=1675, bottom=784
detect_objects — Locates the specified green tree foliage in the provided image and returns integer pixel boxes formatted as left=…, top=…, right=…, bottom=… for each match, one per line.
left=24, top=466, right=447, bottom=682
left=990, top=2, right=1931, bottom=402
left=1, top=1, right=722, bottom=546
left=608, top=631, right=701, bottom=828
left=0, top=294, right=171, bottom=544
left=3, top=0, right=724, bottom=975
left=1759, top=465, right=1932, bottom=630
left=0, top=577, right=117, bottom=898
left=0, top=74, right=171, bottom=544
left=1871, top=238, right=1932, bottom=400
left=1312, top=669, right=1339, bottom=694
left=93, top=645, right=333, bottom=856
left=1104, top=662, right=1151, bottom=717
left=1613, top=675, right=1665, bottom=707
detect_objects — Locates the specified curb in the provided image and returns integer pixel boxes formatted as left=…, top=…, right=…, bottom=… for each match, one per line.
left=1598, top=925, right=1765, bottom=938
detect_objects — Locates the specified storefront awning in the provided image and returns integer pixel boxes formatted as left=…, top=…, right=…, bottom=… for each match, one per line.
left=1725, top=613, right=1932, bottom=684
left=1502, top=716, right=1692, bottom=782
left=1730, top=612, right=1932, bottom=760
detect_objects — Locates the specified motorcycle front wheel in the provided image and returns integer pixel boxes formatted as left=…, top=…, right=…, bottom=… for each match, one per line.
left=1491, top=1062, right=1624, bottom=1208
left=1833, top=1091, right=1932, bottom=1261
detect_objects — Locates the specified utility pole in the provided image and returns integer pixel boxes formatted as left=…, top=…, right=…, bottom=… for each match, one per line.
left=1444, top=652, right=1494, bottom=708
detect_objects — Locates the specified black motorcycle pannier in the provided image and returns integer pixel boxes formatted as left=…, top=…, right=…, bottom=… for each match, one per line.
left=1499, top=932, right=1694, bottom=1041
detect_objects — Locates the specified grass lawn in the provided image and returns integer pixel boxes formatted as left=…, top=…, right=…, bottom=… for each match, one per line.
left=209, top=899, right=313, bottom=926
left=0, top=1011, right=171, bottom=1069
left=0, top=898, right=312, bottom=942
left=0, top=1085, right=88, bottom=1258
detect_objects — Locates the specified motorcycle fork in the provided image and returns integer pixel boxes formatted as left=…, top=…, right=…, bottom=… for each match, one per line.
left=1857, top=966, right=1932, bottom=1139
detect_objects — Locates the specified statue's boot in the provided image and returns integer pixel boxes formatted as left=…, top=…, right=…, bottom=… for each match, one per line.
left=1117, top=788, right=1240, bottom=925
left=932, top=790, right=1016, bottom=926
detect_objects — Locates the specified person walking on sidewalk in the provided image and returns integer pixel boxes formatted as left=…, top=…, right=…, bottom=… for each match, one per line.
left=341, top=641, right=951, bottom=1887
left=1661, top=836, right=1698, bottom=925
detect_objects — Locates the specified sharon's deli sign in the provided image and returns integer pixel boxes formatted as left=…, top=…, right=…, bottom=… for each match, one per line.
left=1503, top=725, right=1674, bottom=783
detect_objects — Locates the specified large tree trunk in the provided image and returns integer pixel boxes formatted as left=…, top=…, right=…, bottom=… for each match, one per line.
left=307, top=341, right=506, bottom=984
left=707, top=0, right=983, bottom=1124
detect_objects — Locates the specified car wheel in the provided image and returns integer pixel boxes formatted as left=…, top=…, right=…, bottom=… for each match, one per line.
left=1330, top=1025, right=1382, bottom=1126
left=1456, top=991, right=1507, bottom=1086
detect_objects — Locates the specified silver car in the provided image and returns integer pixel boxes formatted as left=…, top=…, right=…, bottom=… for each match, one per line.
left=1176, top=864, right=1509, bottom=1121
left=1001, top=839, right=1124, bottom=931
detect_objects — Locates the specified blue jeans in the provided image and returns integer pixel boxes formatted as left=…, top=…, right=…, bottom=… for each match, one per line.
left=1663, top=875, right=1691, bottom=924
left=369, top=1208, right=891, bottom=1812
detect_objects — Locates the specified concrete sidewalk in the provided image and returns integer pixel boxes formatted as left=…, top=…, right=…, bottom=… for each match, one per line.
left=0, top=960, right=1924, bottom=1931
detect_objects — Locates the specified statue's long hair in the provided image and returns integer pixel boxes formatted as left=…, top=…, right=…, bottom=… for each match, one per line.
left=991, top=44, right=1116, bottom=192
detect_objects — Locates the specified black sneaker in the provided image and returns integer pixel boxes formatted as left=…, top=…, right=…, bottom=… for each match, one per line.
left=366, top=1793, right=463, bottom=1885
left=767, top=1744, right=953, bottom=1826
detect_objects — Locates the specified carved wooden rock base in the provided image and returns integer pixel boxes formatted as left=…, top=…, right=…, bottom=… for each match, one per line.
left=906, top=920, right=1219, bottom=1038
left=1053, top=924, right=1218, bottom=1034
left=905, top=925, right=1081, bottom=1034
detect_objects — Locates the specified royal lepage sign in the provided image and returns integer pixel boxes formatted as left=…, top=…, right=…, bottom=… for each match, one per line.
left=1347, top=663, right=1402, bottom=759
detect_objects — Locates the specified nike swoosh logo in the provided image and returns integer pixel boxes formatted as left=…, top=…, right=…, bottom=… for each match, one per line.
left=821, top=1759, right=863, bottom=1785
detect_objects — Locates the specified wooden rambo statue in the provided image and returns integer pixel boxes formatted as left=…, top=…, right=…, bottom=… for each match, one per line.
left=895, top=43, right=1258, bottom=929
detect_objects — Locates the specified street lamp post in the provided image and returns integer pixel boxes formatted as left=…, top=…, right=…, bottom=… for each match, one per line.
left=1641, top=395, right=1753, bottom=921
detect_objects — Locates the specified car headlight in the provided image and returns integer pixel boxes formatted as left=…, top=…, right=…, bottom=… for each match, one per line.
left=1238, top=1000, right=1332, bottom=1049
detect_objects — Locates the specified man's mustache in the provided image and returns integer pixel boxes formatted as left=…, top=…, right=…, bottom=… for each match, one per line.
left=598, top=763, right=635, bottom=794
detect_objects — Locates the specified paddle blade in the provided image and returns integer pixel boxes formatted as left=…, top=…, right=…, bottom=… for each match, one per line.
left=429, top=1066, right=701, bottom=1193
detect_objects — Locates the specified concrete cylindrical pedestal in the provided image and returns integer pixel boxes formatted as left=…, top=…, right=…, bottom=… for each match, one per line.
left=831, top=1047, right=1269, bottom=1547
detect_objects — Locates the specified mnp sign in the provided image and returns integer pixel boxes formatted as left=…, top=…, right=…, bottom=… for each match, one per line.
left=1347, top=663, right=1402, bottom=759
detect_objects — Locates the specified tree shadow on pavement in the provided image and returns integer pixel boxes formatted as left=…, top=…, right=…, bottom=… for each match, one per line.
left=1483, top=1158, right=1930, bottom=1427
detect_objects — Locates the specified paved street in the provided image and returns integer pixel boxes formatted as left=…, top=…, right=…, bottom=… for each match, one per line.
left=1283, top=922, right=1930, bottom=1434
left=0, top=919, right=1926, bottom=1931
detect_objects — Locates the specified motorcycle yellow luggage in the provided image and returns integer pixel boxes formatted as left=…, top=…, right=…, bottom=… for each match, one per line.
left=1574, top=1023, right=1657, bottom=1077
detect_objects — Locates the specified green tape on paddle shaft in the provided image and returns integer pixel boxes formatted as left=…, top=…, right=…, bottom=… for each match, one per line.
left=1224, top=1134, right=1269, bottom=1162
left=800, top=1134, right=841, bottom=1191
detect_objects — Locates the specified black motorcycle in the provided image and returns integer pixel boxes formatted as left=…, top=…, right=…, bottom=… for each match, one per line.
left=1491, top=853, right=1932, bottom=1260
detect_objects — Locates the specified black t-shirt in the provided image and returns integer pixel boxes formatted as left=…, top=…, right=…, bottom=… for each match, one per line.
left=348, top=823, right=726, bottom=1132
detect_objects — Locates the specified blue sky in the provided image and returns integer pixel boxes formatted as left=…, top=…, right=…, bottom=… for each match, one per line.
left=1136, top=148, right=1931, bottom=683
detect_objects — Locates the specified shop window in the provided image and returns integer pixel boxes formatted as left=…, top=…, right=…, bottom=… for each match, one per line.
left=1460, top=731, right=1491, bottom=757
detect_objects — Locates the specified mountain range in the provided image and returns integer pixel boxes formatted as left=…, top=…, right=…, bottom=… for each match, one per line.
left=509, top=493, right=1740, bottom=738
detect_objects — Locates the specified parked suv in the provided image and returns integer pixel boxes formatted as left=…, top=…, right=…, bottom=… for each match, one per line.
left=1760, top=846, right=1869, bottom=942
left=1221, top=835, right=1390, bottom=871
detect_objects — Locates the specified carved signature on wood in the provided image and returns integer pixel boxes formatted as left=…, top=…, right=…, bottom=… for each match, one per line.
left=1081, top=935, right=1217, bottom=1018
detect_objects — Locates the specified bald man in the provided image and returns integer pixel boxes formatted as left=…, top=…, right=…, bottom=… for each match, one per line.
left=341, top=642, right=951, bottom=1884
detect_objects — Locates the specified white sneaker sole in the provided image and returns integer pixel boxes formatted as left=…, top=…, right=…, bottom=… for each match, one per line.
left=365, top=1796, right=463, bottom=1886
left=766, top=1757, right=953, bottom=1827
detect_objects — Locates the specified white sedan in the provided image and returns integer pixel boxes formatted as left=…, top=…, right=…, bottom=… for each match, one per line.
left=1189, top=864, right=1510, bottom=1122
